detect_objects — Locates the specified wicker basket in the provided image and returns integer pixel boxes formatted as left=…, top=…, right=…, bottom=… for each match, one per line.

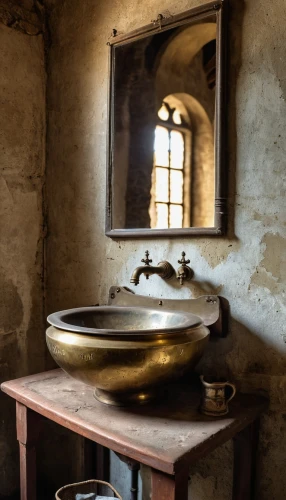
left=55, top=479, right=122, bottom=500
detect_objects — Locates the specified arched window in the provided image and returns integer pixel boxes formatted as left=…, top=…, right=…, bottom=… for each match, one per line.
left=149, top=101, right=192, bottom=229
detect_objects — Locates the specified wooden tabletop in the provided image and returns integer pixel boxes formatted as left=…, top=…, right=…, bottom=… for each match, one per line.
left=1, top=369, right=268, bottom=475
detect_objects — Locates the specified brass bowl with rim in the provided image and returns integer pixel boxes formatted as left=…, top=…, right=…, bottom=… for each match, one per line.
left=46, top=306, right=209, bottom=406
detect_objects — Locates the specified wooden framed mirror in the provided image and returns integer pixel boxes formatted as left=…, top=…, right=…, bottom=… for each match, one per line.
left=106, top=0, right=228, bottom=238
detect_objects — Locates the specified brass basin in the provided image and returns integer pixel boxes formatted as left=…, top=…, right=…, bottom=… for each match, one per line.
left=46, top=306, right=209, bottom=406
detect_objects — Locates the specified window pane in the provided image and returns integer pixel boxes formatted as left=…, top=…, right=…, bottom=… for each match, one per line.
left=154, top=126, right=169, bottom=167
left=158, top=103, right=169, bottom=121
left=173, top=110, right=182, bottom=125
left=170, top=205, right=183, bottom=228
left=170, top=170, right=183, bottom=204
left=170, top=130, right=184, bottom=169
left=155, top=203, right=168, bottom=228
left=155, top=167, right=169, bottom=202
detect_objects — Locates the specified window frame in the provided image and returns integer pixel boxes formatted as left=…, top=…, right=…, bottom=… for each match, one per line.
left=151, top=116, right=192, bottom=229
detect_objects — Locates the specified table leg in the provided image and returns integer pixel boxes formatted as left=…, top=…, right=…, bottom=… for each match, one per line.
left=151, top=467, right=189, bottom=500
left=115, top=453, right=140, bottom=500
left=232, top=419, right=260, bottom=500
left=16, top=402, right=42, bottom=500
left=95, top=444, right=110, bottom=482
left=77, top=437, right=95, bottom=481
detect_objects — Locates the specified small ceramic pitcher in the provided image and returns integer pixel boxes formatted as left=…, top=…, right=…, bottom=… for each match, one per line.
left=200, top=375, right=236, bottom=416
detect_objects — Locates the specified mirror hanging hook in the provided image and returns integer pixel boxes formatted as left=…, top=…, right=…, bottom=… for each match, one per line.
left=106, top=28, right=118, bottom=44
left=151, top=13, right=164, bottom=29
left=151, top=11, right=172, bottom=29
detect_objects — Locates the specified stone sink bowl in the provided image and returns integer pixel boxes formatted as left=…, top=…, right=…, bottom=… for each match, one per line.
left=46, top=306, right=209, bottom=406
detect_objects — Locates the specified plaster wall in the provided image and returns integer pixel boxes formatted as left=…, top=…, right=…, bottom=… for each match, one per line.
left=46, top=0, right=286, bottom=498
left=0, top=23, right=46, bottom=497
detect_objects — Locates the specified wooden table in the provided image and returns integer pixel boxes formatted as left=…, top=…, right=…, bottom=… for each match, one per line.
left=1, top=369, right=268, bottom=500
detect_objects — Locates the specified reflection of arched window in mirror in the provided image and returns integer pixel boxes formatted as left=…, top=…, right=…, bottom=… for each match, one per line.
left=110, top=20, right=219, bottom=231
left=149, top=100, right=192, bottom=229
left=153, top=24, right=217, bottom=228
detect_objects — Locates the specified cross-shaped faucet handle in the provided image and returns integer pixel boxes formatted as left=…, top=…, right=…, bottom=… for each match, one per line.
left=178, top=251, right=190, bottom=265
left=141, top=250, right=153, bottom=266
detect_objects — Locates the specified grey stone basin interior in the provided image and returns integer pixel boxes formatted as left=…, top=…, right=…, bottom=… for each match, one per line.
left=47, top=305, right=202, bottom=336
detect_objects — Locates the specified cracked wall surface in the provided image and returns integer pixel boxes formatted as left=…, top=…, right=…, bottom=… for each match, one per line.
left=0, top=21, right=46, bottom=497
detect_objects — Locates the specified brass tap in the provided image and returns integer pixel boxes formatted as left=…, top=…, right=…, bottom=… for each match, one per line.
left=130, top=250, right=174, bottom=286
left=176, top=251, right=194, bottom=285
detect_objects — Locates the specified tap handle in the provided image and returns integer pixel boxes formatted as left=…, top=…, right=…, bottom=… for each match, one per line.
left=141, top=250, right=152, bottom=266
left=178, top=251, right=190, bottom=266
left=176, top=252, right=194, bottom=285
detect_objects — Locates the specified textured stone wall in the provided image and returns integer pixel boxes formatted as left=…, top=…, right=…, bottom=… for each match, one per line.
left=0, top=21, right=46, bottom=497
left=45, top=0, right=286, bottom=498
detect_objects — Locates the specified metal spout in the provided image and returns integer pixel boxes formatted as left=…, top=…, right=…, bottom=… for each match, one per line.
left=130, top=265, right=168, bottom=286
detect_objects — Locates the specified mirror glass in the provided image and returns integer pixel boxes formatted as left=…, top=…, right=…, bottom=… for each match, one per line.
left=107, top=3, right=227, bottom=237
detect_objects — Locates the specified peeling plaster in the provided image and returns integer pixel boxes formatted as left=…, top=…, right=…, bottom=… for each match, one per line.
left=250, top=267, right=283, bottom=295
left=198, top=239, right=241, bottom=269
left=260, top=233, right=286, bottom=283
left=250, top=233, right=286, bottom=294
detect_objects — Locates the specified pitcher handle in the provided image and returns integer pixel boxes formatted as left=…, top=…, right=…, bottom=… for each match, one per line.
left=226, top=382, right=236, bottom=403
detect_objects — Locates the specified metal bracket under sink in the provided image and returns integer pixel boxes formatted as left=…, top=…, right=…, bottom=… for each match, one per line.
left=108, top=286, right=229, bottom=338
